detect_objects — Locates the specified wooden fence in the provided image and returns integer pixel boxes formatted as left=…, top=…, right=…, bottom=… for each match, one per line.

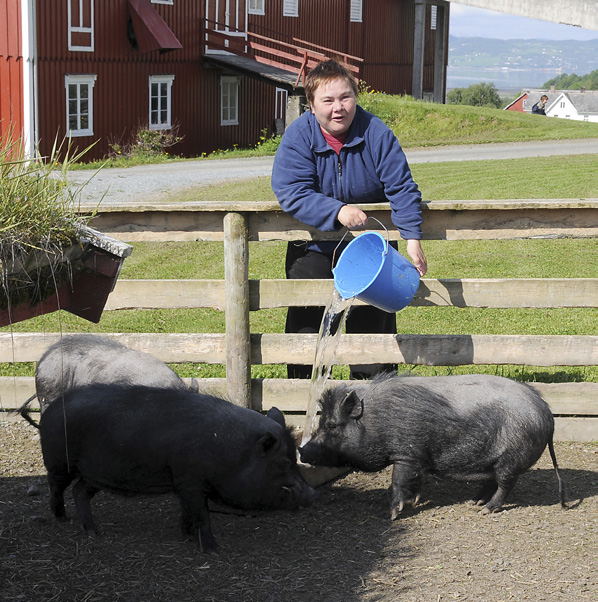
left=1, top=199, right=597, bottom=441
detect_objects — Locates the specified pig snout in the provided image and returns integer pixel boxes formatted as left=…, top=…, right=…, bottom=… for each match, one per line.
left=299, top=442, right=321, bottom=466
left=286, top=479, right=318, bottom=508
left=299, top=441, right=344, bottom=468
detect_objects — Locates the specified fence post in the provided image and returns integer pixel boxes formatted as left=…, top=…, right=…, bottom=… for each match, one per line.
left=223, top=212, right=251, bottom=407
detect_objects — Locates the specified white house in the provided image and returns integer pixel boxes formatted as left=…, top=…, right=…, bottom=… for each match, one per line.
left=546, top=91, right=598, bottom=123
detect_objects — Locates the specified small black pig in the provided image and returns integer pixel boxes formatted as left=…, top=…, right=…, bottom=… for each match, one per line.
left=36, top=384, right=316, bottom=554
left=300, top=374, right=567, bottom=518
left=23, top=334, right=197, bottom=416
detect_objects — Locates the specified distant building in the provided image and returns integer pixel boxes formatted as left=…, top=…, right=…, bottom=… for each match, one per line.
left=504, top=88, right=598, bottom=122
left=546, top=91, right=598, bottom=122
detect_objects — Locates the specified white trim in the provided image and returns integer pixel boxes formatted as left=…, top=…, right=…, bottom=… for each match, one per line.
left=151, top=0, right=174, bottom=4
left=68, top=0, right=95, bottom=52
left=221, top=76, right=240, bottom=126
left=430, top=5, right=437, bottom=30
left=283, top=0, right=298, bottom=18
left=350, top=0, right=362, bottom=23
left=21, top=0, right=38, bottom=157
left=149, top=75, right=175, bottom=130
left=64, top=74, right=97, bottom=137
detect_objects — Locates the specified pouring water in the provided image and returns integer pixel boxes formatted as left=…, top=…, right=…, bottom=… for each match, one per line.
left=301, top=289, right=353, bottom=446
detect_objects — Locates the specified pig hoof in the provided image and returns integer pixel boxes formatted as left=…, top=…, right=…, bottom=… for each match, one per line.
left=390, top=501, right=404, bottom=520
left=479, top=506, right=500, bottom=516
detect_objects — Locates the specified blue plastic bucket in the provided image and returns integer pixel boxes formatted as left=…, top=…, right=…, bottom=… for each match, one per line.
left=332, top=231, right=420, bottom=313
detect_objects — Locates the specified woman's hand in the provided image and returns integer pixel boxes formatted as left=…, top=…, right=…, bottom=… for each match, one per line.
left=406, top=239, right=427, bottom=276
left=337, top=205, right=368, bottom=229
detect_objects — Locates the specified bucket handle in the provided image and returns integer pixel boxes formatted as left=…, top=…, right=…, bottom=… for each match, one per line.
left=332, top=216, right=390, bottom=266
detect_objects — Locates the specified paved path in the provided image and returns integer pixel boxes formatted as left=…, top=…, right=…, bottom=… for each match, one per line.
left=67, top=138, right=598, bottom=205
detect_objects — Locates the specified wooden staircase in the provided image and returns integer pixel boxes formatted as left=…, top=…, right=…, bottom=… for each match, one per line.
left=203, top=19, right=363, bottom=89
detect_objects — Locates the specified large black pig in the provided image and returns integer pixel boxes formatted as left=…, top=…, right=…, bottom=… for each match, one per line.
left=300, top=373, right=567, bottom=519
left=26, top=334, right=197, bottom=415
left=36, top=384, right=316, bottom=554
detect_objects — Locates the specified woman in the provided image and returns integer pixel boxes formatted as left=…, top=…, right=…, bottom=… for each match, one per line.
left=271, top=59, right=427, bottom=379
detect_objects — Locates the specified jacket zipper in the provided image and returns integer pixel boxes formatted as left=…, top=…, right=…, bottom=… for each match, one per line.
left=337, top=154, right=344, bottom=203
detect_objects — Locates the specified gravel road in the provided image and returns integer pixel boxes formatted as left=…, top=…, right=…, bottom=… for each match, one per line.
left=66, top=138, right=598, bottom=205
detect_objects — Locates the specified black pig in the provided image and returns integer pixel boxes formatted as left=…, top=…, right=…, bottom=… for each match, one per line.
left=300, top=374, right=567, bottom=518
left=37, top=384, right=316, bottom=554
left=25, top=334, right=197, bottom=416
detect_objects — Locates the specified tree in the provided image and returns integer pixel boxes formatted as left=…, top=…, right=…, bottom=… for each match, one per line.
left=447, top=82, right=502, bottom=108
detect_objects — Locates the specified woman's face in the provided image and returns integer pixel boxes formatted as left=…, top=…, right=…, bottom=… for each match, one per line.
left=310, top=77, right=357, bottom=137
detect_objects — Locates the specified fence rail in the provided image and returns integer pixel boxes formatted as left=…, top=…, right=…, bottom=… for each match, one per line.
left=1, top=199, right=596, bottom=441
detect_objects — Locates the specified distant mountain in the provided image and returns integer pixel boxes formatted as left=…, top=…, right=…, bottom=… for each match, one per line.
left=449, top=36, right=598, bottom=76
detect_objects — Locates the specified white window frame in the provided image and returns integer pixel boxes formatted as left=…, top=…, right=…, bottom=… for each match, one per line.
left=248, top=0, right=265, bottom=15
left=65, top=74, right=97, bottom=137
left=283, top=0, right=298, bottom=18
left=149, top=75, right=175, bottom=130
left=350, top=0, right=362, bottom=23
left=151, top=0, right=174, bottom=5
left=275, top=87, right=288, bottom=122
left=68, top=0, right=95, bottom=52
left=221, top=76, right=240, bottom=126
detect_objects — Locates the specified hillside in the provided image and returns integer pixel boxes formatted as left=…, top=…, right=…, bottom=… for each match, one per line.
left=449, top=36, right=598, bottom=76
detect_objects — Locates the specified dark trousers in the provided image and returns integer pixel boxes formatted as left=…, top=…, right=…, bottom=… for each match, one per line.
left=285, top=241, right=398, bottom=379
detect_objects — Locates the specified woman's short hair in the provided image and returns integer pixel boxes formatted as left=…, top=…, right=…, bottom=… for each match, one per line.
left=304, top=59, right=359, bottom=107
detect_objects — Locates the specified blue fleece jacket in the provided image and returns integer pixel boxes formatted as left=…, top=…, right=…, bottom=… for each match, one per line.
left=271, top=105, right=423, bottom=253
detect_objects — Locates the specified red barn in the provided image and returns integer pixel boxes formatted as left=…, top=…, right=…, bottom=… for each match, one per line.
left=1, top=0, right=448, bottom=161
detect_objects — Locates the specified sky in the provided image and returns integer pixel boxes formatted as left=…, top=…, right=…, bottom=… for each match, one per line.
left=449, top=4, right=598, bottom=41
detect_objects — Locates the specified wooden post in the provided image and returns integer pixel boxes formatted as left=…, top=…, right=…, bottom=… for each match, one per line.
left=223, top=212, right=251, bottom=407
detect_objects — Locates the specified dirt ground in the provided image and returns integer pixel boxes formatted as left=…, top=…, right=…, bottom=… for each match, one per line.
left=1, top=419, right=596, bottom=602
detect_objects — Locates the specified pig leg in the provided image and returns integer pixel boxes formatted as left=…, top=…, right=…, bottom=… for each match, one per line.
left=389, top=461, right=422, bottom=520
left=47, top=472, right=75, bottom=521
left=480, top=476, right=518, bottom=514
left=72, top=478, right=101, bottom=537
left=472, top=481, right=498, bottom=506
left=177, top=489, right=218, bottom=555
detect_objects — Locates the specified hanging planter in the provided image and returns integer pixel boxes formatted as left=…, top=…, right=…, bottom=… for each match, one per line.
left=0, top=134, right=132, bottom=327
left=0, top=225, right=132, bottom=326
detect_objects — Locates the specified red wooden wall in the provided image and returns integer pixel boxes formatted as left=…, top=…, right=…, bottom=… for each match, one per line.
left=4, top=1, right=447, bottom=162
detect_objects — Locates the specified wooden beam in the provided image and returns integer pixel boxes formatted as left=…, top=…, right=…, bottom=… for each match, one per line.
left=104, top=278, right=598, bottom=310
left=80, top=200, right=598, bottom=242
left=1, top=332, right=595, bottom=367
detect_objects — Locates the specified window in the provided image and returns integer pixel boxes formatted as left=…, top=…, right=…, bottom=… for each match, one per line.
left=350, top=0, right=362, bottom=23
left=151, top=0, right=174, bottom=4
left=149, top=75, right=175, bottom=129
left=430, top=5, right=437, bottom=30
left=65, top=74, right=97, bottom=136
left=283, top=0, right=298, bottom=18
left=221, top=76, right=240, bottom=125
left=68, top=0, right=94, bottom=51
left=248, top=0, right=265, bottom=15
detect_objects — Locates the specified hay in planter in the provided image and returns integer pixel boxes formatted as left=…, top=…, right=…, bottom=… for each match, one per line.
left=0, top=133, right=97, bottom=311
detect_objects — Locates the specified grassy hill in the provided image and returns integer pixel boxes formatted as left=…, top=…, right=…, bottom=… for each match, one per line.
left=357, top=92, right=598, bottom=148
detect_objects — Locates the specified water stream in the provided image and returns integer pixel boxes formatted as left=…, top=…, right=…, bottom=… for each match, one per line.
left=301, top=289, right=354, bottom=446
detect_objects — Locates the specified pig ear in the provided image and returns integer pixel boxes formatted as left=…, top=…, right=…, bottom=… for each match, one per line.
left=340, top=391, right=364, bottom=421
left=266, top=407, right=286, bottom=428
left=256, top=432, right=282, bottom=457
